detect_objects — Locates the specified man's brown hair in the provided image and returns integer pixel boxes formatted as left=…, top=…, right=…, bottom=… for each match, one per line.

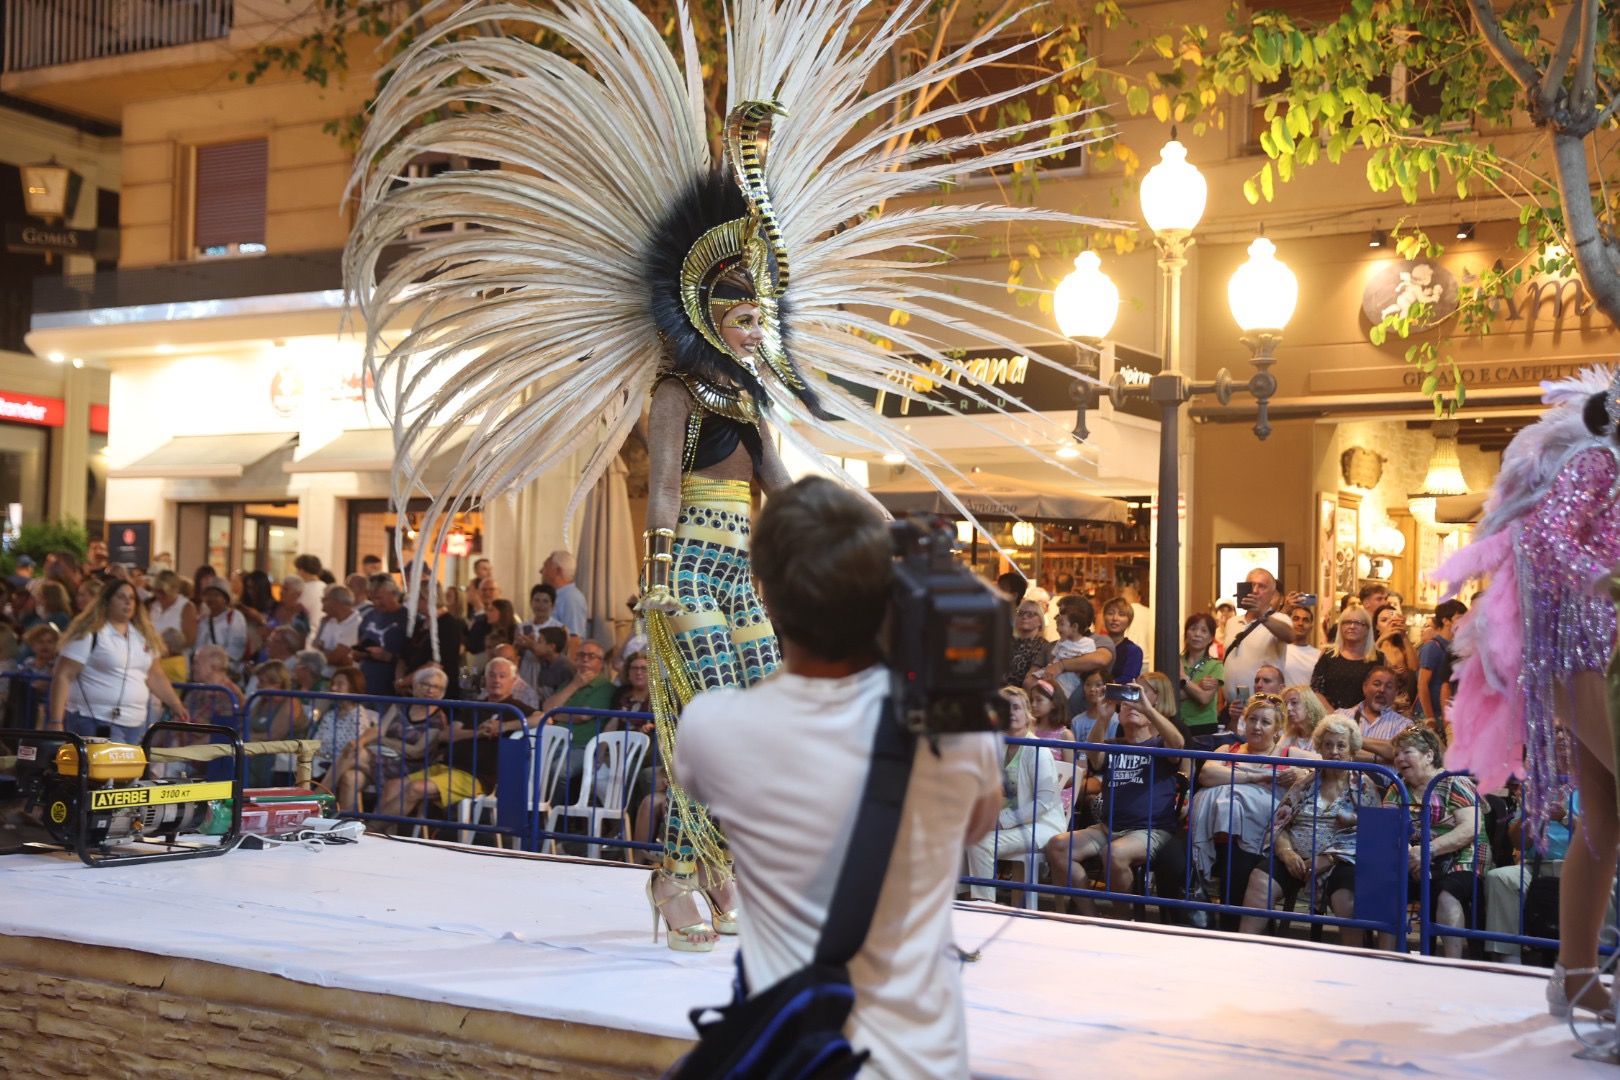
left=752, top=477, right=890, bottom=661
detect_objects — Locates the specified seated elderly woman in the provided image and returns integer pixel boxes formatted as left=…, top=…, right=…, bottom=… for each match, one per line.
left=1238, top=714, right=1380, bottom=947
left=1379, top=724, right=1491, bottom=959
left=1189, top=693, right=1286, bottom=925
left=1045, top=677, right=1185, bottom=916
left=290, top=649, right=326, bottom=694
left=964, top=687, right=1066, bottom=902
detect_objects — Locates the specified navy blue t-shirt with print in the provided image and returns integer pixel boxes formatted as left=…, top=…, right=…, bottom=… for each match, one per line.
left=1101, top=736, right=1179, bottom=831
left=358, top=606, right=409, bottom=696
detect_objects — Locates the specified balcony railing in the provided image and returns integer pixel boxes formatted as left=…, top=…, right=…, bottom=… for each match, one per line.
left=4, top=0, right=233, bottom=74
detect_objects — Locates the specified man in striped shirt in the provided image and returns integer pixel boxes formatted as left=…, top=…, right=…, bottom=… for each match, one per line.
left=1333, top=666, right=1408, bottom=764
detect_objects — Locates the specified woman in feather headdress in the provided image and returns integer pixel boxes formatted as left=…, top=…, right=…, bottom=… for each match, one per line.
left=1433, top=366, right=1620, bottom=1033
left=346, top=0, right=1109, bottom=950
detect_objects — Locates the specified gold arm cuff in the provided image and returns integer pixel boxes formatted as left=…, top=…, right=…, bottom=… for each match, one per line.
left=640, top=528, right=678, bottom=613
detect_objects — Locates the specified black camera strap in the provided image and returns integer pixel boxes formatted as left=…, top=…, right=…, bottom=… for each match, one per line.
left=1227, top=613, right=1272, bottom=656
left=814, top=689, right=916, bottom=967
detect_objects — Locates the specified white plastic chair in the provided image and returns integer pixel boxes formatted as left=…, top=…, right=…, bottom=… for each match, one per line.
left=997, top=850, right=1046, bottom=911
left=453, top=725, right=570, bottom=847
left=544, top=730, right=650, bottom=859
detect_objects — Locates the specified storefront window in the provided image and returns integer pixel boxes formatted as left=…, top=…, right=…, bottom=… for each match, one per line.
left=0, top=423, right=48, bottom=526
left=180, top=502, right=299, bottom=578
left=346, top=498, right=482, bottom=580
left=206, top=510, right=231, bottom=571
left=245, top=508, right=298, bottom=581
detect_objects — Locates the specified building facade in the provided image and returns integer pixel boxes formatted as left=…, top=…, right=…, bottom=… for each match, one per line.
left=5, top=0, right=1596, bottom=629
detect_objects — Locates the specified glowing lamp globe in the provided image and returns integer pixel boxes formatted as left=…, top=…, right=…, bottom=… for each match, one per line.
left=1139, top=139, right=1207, bottom=237
left=1053, top=251, right=1119, bottom=342
left=1228, top=235, right=1298, bottom=333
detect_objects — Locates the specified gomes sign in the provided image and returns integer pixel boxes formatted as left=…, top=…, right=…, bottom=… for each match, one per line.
left=3, top=222, right=118, bottom=259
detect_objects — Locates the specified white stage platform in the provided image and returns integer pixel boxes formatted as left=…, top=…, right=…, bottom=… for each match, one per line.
left=0, top=835, right=1609, bottom=1078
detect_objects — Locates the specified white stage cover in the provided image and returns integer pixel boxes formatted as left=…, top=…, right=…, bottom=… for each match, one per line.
left=0, top=835, right=1608, bottom=1078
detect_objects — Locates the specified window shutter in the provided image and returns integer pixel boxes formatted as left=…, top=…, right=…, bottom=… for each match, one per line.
left=194, top=139, right=267, bottom=250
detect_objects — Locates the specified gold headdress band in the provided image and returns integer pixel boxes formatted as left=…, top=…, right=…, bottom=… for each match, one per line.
left=677, top=99, right=806, bottom=392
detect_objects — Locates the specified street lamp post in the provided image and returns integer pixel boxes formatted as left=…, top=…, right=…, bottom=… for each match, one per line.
left=1056, top=136, right=1296, bottom=673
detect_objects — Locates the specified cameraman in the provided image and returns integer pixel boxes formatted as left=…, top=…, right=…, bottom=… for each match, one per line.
left=677, top=477, right=1001, bottom=1078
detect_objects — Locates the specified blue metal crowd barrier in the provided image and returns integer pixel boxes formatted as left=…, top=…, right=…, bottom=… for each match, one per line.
left=965, top=735, right=1417, bottom=944
left=6, top=669, right=1607, bottom=961
left=241, top=691, right=660, bottom=856
left=244, top=687, right=533, bottom=838
left=1410, top=768, right=1617, bottom=960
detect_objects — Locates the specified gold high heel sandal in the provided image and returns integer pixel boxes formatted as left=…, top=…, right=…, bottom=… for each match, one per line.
left=703, top=889, right=739, bottom=935
left=646, top=872, right=717, bottom=953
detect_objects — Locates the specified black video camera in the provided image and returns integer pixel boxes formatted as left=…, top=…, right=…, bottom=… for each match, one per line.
left=887, top=515, right=1010, bottom=737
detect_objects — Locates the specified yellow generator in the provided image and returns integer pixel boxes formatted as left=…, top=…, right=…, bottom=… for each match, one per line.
left=2, top=722, right=243, bottom=867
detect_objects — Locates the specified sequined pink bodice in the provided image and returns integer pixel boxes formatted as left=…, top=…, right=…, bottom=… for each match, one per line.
left=1518, top=445, right=1620, bottom=678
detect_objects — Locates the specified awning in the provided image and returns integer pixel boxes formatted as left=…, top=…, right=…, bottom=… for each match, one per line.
left=867, top=471, right=1130, bottom=524
left=111, top=433, right=295, bottom=479
left=285, top=427, right=472, bottom=474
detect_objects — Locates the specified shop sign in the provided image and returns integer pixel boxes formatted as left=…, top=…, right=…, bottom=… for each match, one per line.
left=268, top=364, right=373, bottom=419
left=269, top=367, right=304, bottom=418
left=89, top=403, right=109, bottom=435
left=1471, top=266, right=1617, bottom=329
left=848, top=345, right=1090, bottom=418
left=3, top=222, right=118, bottom=260
left=1110, top=344, right=1165, bottom=424
left=105, top=522, right=151, bottom=571
left=0, top=391, right=64, bottom=427
left=1360, top=258, right=1459, bottom=330
left=1361, top=254, right=1615, bottom=334
left=1398, top=359, right=1597, bottom=391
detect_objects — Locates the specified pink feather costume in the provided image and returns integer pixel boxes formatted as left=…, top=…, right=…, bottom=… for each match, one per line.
left=1433, top=367, right=1620, bottom=844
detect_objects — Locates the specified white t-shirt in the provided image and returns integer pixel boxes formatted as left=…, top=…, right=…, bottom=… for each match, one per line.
left=314, top=609, right=363, bottom=654
left=1126, top=602, right=1154, bottom=670
left=148, top=595, right=188, bottom=638
left=1221, top=611, right=1289, bottom=700
left=1284, top=643, right=1321, bottom=689
left=60, top=624, right=155, bottom=723
left=678, top=665, right=1000, bottom=1080
left=195, top=609, right=250, bottom=667
left=298, top=578, right=326, bottom=625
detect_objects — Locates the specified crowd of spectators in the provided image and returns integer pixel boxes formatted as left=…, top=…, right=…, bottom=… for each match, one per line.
left=0, top=542, right=1564, bottom=956
left=0, top=545, right=655, bottom=837
left=986, top=569, right=1559, bottom=961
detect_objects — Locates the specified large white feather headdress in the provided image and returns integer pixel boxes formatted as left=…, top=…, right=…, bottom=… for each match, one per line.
left=345, top=0, right=1114, bottom=576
